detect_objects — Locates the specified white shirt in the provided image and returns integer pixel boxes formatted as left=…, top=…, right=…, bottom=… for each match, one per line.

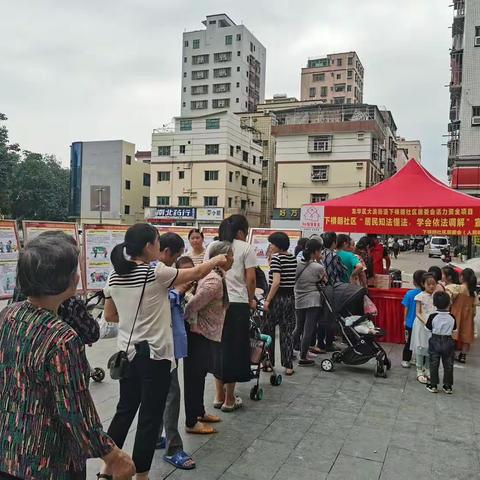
left=104, top=262, right=178, bottom=368
left=206, top=239, right=257, bottom=303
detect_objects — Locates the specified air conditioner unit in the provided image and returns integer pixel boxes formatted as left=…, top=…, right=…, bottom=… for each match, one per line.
left=475, top=36, right=480, bottom=47
left=472, top=116, right=480, bottom=126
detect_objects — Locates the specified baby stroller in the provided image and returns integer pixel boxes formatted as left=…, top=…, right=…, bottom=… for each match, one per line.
left=249, top=298, right=283, bottom=401
left=85, top=291, right=107, bottom=383
left=318, top=283, right=391, bottom=378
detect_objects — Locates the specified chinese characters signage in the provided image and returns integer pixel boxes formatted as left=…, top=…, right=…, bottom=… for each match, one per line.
left=146, top=207, right=196, bottom=221
left=197, top=207, right=224, bottom=221
left=272, top=208, right=301, bottom=221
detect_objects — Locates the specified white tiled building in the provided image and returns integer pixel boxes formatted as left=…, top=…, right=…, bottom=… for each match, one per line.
left=181, top=14, right=266, bottom=116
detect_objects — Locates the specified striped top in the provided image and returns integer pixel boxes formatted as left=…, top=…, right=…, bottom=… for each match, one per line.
left=188, top=249, right=206, bottom=266
left=268, top=253, right=297, bottom=290
left=0, top=302, right=114, bottom=479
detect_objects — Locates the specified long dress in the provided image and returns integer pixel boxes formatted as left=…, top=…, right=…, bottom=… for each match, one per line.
left=410, top=291, right=434, bottom=355
left=451, top=285, right=478, bottom=346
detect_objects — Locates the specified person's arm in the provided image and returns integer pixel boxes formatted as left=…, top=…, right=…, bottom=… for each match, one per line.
left=104, top=298, right=119, bottom=323
left=184, top=276, right=220, bottom=317
left=173, top=255, right=227, bottom=287
left=415, top=300, right=426, bottom=324
left=425, top=313, right=434, bottom=331
left=264, top=272, right=280, bottom=312
left=246, top=267, right=256, bottom=310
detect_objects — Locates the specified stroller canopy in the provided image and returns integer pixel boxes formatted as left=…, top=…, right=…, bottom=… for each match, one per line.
left=323, top=282, right=367, bottom=315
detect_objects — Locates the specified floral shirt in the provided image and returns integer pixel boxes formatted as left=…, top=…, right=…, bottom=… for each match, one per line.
left=0, top=302, right=114, bottom=479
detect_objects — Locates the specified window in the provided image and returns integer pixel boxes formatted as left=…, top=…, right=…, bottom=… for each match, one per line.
left=241, top=175, right=248, bottom=186
left=192, top=54, right=209, bottom=65
left=228, top=197, right=233, bottom=208
left=241, top=199, right=247, bottom=210
left=236, top=98, right=239, bottom=103
left=347, top=70, right=353, bottom=79
left=236, top=34, right=241, bottom=41
left=182, top=102, right=186, bottom=107
left=209, top=20, right=216, bottom=24
left=251, top=178, right=255, bottom=184
left=262, top=160, right=268, bottom=168
left=225, top=35, right=232, bottom=45
left=262, top=180, right=267, bottom=187
left=311, top=193, right=328, bottom=203
left=213, top=67, right=231, bottom=78
left=237, top=66, right=240, bottom=72
left=204, top=196, right=218, bottom=206
left=212, top=98, right=230, bottom=108
left=229, top=171, right=233, bottom=182
left=336, top=74, right=341, bottom=79
left=156, top=196, right=169, bottom=206
left=178, top=196, right=190, bottom=206
left=348, top=57, right=353, bottom=65
left=143, top=173, right=150, bottom=186
left=191, top=85, right=208, bottom=95
left=184, top=40, right=189, bottom=47
left=191, top=100, right=208, bottom=110
left=242, top=150, right=248, bottom=162
left=205, top=144, right=219, bottom=155
left=214, top=52, right=232, bottom=62
left=183, top=72, right=187, bottom=78
left=184, top=57, right=187, bottom=63
left=236, top=82, right=240, bottom=87
left=252, top=155, right=256, bottom=165
left=213, top=83, right=231, bottom=93
left=158, top=146, right=171, bottom=156
left=250, top=41, right=254, bottom=52
left=311, top=165, right=329, bottom=181
left=335, top=84, right=346, bottom=92
left=230, top=145, right=234, bottom=156
left=206, top=118, right=220, bottom=129
left=157, top=171, right=171, bottom=181
left=347, top=85, right=352, bottom=92
left=205, top=170, right=219, bottom=181
left=237, top=51, right=241, bottom=56
left=308, top=135, right=332, bottom=153
left=473, top=106, right=480, bottom=125
left=334, top=97, right=345, bottom=104
left=312, top=73, right=325, bottom=82
left=183, top=87, right=186, bottom=92
left=320, top=86, right=328, bottom=97
left=124, top=205, right=130, bottom=214
left=309, top=87, right=316, bottom=98
left=142, top=196, right=149, bottom=208
left=192, top=39, right=200, bottom=49
left=337, top=58, right=342, bottom=66
left=475, top=26, right=480, bottom=45
left=178, top=171, right=185, bottom=179
left=179, top=145, right=186, bottom=154
left=192, top=70, right=209, bottom=80
left=126, top=155, right=131, bottom=165
left=347, top=98, right=352, bottom=104
left=180, top=119, right=191, bottom=131
left=125, top=180, right=131, bottom=190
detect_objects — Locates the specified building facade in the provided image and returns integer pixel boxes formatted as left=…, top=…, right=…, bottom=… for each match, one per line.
left=150, top=111, right=262, bottom=227
left=396, top=137, right=422, bottom=163
left=300, top=52, right=364, bottom=105
left=181, top=14, right=266, bottom=116
left=448, top=0, right=480, bottom=195
left=69, top=140, right=150, bottom=225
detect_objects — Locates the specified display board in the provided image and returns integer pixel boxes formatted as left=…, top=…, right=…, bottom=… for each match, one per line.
left=0, top=220, right=20, bottom=299
left=23, top=221, right=85, bottom=293
left=156, top=226, right=195, bottom=254
left=249, top=228, right=302, bottom=269
left=83, top=224, right=129, bottom=291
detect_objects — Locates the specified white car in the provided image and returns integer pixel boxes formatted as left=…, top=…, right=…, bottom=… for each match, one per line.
left=428, top=237, right=449, bottom=258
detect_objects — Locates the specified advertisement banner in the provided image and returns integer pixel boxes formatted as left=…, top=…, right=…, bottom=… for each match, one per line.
left=0, top=221, right=20, bottom=299
left=146, top=207, right=196, bottom=222
left=156, top=226, right=195, bottom=255
left=249, top=228, right=302, bottom=269
left=83, top=224, right=130, bottom=291
left=196, top=208, right=224, bottom=222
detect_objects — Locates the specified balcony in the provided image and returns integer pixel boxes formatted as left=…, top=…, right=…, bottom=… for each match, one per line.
left=453, top=0, right=465, bottom=17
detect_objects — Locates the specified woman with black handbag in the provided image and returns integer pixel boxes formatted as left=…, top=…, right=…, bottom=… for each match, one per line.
left=99, top=224, right=227, bottom=480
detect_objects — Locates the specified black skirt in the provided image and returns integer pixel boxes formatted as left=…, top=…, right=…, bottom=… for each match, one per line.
left=218, top=302, right=251, bottom=383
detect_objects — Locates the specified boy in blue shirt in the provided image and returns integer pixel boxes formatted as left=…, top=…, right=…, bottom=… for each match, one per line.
left=401, top=269, right=426, bottom=368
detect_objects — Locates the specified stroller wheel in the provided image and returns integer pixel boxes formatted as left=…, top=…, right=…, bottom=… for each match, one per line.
left=270, top=374, right=282, bottom=386
left=91, top=367, right=105, bottom=383
left=375, top=363, right=387, bottom=378
left=384, top=357, right=392, bottom=371
left=250, top=385, right=258, bottom=400
left=256, top=388, right=264, bottom=401
left=331, top=351, right=342, bottom=363
left=321, top=359, right=334, bottom=372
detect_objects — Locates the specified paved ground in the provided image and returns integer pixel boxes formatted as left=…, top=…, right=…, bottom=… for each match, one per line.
left=78, top=252, right=476, bottom=478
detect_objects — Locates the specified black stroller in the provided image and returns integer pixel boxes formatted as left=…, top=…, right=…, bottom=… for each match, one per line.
left=318, top=283, right=391, bottom=378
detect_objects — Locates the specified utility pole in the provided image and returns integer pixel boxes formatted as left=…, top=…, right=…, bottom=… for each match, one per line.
left=96, top=187, right=105, bottom=225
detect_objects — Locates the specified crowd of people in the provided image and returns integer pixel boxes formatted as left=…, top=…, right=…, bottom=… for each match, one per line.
left=0, top=216, right=476, bottom=479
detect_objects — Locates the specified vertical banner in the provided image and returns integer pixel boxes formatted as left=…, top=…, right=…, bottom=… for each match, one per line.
left=83, top=224, right=129, bottom=291
left=23, top=221, right=85, bottom=293
left=249, top=228, right=302, bottom=269
left=300, top=205, right=325, bottom=237
left=0, top=220, right=20, bottom=299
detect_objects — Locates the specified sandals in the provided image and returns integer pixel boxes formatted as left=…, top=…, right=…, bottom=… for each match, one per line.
left=262, top=361, right=273, bottom=372
left=186, top=421, right=217, bottom=434
left=285, top=368, right=295, bottom=376
left=213, top=400, right=224, bottom=409
left=198, top=413, right=221, bottom=423
left=309, top=346, right=323, bottom=354
left=457, top=353, right=466, bottom=363
left=97, top=475, right=112, bottom=480
left=221, top=396, right=243, bottom=412
left=163, top=451, right=196, bottom=470
left=417, top=374, right=428, bottom=384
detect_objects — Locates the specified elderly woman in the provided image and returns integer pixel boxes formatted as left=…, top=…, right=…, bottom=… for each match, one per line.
left=0, top=233, right=134, bottom=480
left=183, top=241, right=234, bottom=434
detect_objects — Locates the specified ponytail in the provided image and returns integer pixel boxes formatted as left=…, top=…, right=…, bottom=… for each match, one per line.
left=303, top=238, right=323, bottom=261
left=219, top=214, right=249, bottom=243
left=462, top=268, right=477, bottom=297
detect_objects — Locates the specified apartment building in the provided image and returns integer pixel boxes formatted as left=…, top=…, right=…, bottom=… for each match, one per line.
left=181, top=14, right=266, bottom=116
left=271, top=104, right=394, bottom=208
left=149, top=111, right=262, bottom=227
left=396, top=137, right=421, bottom=163
left=69, top=140, right=150, bottom=225
left=300, top=52, right=364, bottom=105
left=448, top=0, right=480, bottom=195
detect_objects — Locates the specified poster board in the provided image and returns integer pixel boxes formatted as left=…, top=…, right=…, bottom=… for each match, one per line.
left=23, top=221, right=85, bottom=293
left=0, top=220, right=20, bottom=299
left=83, top=224, right=129, bottom=291
left=249, top=228, right=302, bottom=269
left=156, top=226, right=195, bottom=255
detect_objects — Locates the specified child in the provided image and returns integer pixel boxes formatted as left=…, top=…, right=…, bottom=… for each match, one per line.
left=401, top=270, right=426, bottom=368
left=410, top=273, right=437, bottom=384
left=159, top=256, right=196, bottom=470
left=425, top=291, right=456, bottom=394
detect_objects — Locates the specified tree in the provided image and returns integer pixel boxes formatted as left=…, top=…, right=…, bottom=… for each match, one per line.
left=0, top=113, right=20, bottom=217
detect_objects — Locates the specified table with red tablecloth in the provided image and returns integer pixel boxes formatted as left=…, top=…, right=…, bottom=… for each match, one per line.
left=368, top=288, right=409, bottom=344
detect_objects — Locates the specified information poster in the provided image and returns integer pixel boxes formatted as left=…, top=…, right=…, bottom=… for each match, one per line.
left=0, top=221, right=20, bottom=299
left=249, top=228, right=302, bottom=269
left=156, top=226, right=195, bottom=254
left=83, top=224, right=129, bottom=291
left=23, top=221, right=85, bottom=293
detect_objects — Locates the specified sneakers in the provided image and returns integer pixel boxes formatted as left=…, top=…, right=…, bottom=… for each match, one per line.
left=426, top=384, right=438, bottom=393
left=401, top=361, right=410, bottom=368
left=443, top=385, right=453, bottom=394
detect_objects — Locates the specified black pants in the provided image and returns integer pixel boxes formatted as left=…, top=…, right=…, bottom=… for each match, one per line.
left=314, top=321, right=334, bottom=350
left=402, top=327, right=413, bottom=361
left=294, top=307, right=321, bottom=359
left=107, top=353, right=171, bottom=474
left=429, top=334, right=455, bottom=387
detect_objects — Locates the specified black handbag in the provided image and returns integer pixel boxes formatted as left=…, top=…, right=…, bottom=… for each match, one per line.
left=107, top=267, right=150, bottom=380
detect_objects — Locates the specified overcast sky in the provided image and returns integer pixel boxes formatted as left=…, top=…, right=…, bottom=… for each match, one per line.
left=1, top=0, right=452, bottom=179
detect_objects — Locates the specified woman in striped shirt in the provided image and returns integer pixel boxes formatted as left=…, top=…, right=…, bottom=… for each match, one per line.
left=262, top=232, right=298, bottom=375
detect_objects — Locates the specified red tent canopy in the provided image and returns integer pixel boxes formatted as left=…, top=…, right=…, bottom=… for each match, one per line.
left=301, top=159, right=480, bottom=236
